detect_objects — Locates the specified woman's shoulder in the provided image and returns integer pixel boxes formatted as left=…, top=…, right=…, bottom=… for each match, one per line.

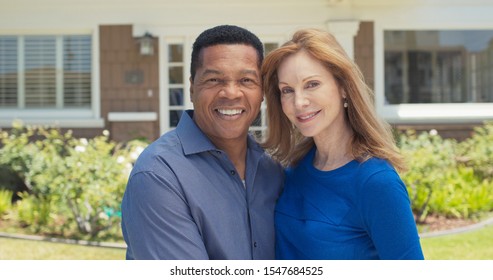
left=354, top=157, right=402, bottom=185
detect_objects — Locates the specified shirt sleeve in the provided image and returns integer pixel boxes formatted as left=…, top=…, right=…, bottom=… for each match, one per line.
left=359, top=170, right=425, bottom=260
left=121, top=170, right=209, bottom=260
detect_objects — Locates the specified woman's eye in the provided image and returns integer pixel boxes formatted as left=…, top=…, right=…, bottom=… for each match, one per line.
left=306, top=81, right=320, bottom=89
left=280, top=87, right=293, bottom=95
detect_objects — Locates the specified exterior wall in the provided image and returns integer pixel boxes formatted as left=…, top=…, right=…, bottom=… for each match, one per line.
left=354, top=21, right=375, bottom=91
left=2, top=0, right=493, bottom=142
left=99, top=25, right=160, bottom=142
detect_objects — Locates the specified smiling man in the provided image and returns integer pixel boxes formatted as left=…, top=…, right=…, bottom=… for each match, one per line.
left=121, top=25, right=284, bottom=260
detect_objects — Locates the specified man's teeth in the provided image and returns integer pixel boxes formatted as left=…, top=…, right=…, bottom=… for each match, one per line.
left=218, top=109, right=243, bottom=116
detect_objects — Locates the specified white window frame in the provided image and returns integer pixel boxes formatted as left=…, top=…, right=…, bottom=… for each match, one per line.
left=0, top=28, right=103, bottom=128
left=159, top=36, right=190, bottom=134
left=375, top=21, right=493, bottom=124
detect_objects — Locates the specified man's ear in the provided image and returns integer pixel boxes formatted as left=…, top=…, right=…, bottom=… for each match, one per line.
left=189, top=76, right=194, bottom=102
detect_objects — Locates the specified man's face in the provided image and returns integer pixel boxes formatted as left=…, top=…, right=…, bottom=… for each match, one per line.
left=190, top=44, right=262, bottom=145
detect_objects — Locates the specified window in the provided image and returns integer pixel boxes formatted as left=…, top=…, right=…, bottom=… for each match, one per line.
left=167, top=43, right=185, bottom=128
left=0, top=35, right=91, bottom=109
left=384, top=30, right=493, bottom=104
left=249, top=42, right=279, bottom=141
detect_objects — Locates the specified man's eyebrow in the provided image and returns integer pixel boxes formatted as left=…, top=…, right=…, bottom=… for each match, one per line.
left=241, top=69, right=259, bottom=77
left=202, top=69, right=222, bottom=76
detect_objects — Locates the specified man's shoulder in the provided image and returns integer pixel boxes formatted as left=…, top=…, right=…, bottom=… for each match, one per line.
left=131, top=130, right=184, bottom=173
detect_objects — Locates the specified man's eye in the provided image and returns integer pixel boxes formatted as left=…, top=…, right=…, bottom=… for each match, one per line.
left=240, top=78, right=258, bottom=85
left=204, top=78, right=222, bottom=85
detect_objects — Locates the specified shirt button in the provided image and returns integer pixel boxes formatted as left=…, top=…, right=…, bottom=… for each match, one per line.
left=230, top=170, right=236, bottom=176
left=253, top=242, right=257, bottom=248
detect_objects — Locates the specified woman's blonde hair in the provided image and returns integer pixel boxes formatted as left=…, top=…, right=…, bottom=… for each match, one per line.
left=261, top=28, right=405, bottom=172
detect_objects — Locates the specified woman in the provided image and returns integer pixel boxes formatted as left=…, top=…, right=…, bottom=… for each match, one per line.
left=261, top=28, right=424, bottom=260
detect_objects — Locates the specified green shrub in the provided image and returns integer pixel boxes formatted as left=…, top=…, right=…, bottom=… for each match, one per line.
left=0, top=123, right=147, bottom=240
left=458, top=121, right=493, bottom=180
left=14, top=192, right=55, bottom=233
left=399, top=129, right=458, bottom=222
left=425, top=167, right=493, bottom=219
left=399, top=124, right=493, bottom=222
left=0, top=189, right=12, bottom=216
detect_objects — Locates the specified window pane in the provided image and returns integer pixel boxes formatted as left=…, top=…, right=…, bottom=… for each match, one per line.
left=263, top=43, right=279, bottom=55
left=25, top=36, right=56, bottom=108
left=0, top=36, right=18, bottom=107
left=169, top=110, right=183, bottom=127
left=251, top=110, right=262, bottom=127
left=384, top=30, right=493, bottom=104
left=169, top=66, right=183, bottom=84
left=168, top=44, right=183, bottom=62
left=169, top=88, right=183, bottom=106
left=63, top=35, right=91, bottom=108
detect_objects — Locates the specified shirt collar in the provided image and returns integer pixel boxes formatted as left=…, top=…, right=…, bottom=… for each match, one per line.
left=176, top=110, right=264, bottom=156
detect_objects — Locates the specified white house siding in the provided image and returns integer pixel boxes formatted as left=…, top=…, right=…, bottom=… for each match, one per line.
left=1, top=0, right=493, bottom=140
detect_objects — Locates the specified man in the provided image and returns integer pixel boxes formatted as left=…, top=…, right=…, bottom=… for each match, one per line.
left=121, top=25, right=283, bottom=260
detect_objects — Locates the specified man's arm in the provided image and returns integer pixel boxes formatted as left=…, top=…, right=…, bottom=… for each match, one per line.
left=121, top=170, right=209, bottom=259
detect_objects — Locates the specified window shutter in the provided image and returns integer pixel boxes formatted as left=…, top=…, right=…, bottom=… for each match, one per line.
left=0, top=36, right=18, bottom=107
left=24, top=36, right=56, bottom=108
left=63, top=35, right=91, bottom=107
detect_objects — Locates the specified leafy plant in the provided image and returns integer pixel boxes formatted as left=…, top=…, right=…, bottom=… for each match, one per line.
left=398, top=123, right=493, bottom=222
left=399, top=129, right=458, bottom=222
left=0, top=123, right=147, bottom=240
left=0, top=189, right=12, bottom=216
left=458, top=121, right=493, bottom=180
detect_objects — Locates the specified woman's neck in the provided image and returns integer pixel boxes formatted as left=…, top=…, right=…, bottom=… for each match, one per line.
left=312, top=123, right=354, bottom=171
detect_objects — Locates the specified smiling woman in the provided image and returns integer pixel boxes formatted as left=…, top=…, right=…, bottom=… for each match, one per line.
left=261, top=28, right=424, bottom=260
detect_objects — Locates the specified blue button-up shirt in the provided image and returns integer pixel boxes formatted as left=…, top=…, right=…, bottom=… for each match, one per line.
left=121, top=110, right=283, bottom=260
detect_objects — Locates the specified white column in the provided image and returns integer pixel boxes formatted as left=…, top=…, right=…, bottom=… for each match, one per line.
left=326, top=20, right=360, bottom=60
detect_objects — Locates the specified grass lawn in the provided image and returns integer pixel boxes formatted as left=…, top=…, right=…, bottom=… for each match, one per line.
left=1, top=224, right=493, bottom=260
left=0, top=237, right=125, bottom=260
left=421, top=224, right=493, bottom=260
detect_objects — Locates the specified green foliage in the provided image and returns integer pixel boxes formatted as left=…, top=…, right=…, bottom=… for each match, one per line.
left=399, top=130, right=458, bottom=222
left=399, top=124, right=493, bottom=222
left=0, top=122, right=147, bottom=240
left=14, top=192, right=57, bottom=233
left=458, top=121, right=493, bottom=180
left=0, top=189, right=13, bottom=216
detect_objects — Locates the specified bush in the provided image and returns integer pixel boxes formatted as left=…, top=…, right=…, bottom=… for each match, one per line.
left=0, top=189, right=12, bottom=217
left=458, top=121, right=493, bottom=180
left=399, top=124, right=493, bottom=222
left=0, top=122, right=147, bottom=240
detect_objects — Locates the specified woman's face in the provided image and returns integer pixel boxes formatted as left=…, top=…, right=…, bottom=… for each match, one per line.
left=277, top=50, right=346, bottom=139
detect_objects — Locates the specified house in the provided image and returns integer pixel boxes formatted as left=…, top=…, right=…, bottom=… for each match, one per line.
left=1, top=0, right=492, bottom=142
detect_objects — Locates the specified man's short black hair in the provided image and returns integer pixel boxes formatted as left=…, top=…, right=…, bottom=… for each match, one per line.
left=190, top=25, right=264, bottom=81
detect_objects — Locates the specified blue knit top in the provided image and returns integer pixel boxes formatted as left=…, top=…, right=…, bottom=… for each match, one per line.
left=275, top=147, right=424, bottom=260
